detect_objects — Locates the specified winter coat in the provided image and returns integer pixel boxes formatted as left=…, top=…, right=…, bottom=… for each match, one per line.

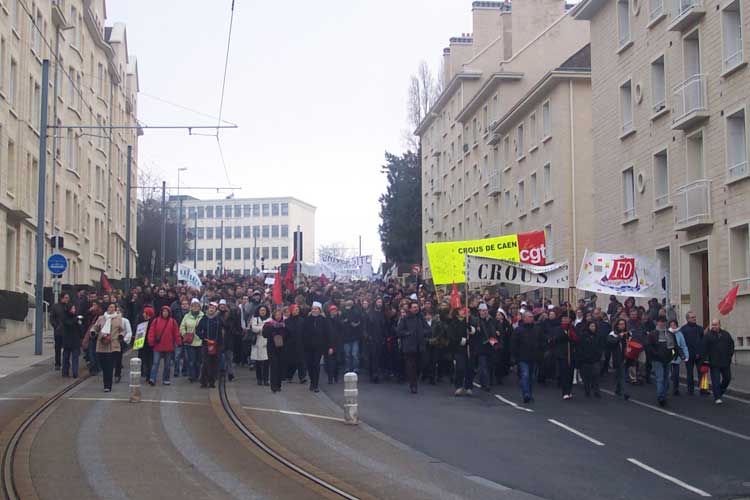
left=471, top=315, right=495, bottom=354
left=703, top=329, right=735, bottom=368
left=285, top=315, right=305, bottom=359
left=50, top=302, right=67, bottom=336
left=396, top=313, right=429, bottom=354
left=607, top=329, right=629, bottom=366
left=92, top=313, right=124, bottom=354
left=366, top=308, right=387, bottom=344
left=671, top=330, right=689, bottom=365
left=220, top=308, right=241, bottom=352
left=304, top=314, right=332, bottom=352
left=180, top=311, right=205, bottom=347
left=340, top=307, right=364, bottom=344
left=250, top=316, right=270, bottom=361
left=551, top=324, right=577, bottom=361
left=328, top=316, right=345, bottom=353
left=511, top=322, right=545, bottom=363
left=263, top=319, right=288, bottom=357
left=147, top=307, right=181, bottom=353
left=680, top=322, right=704, bottom=359
left=646, top=328, right=678, bottom=364
left=447, top=317, right=471, bottom=353
left=62, top=308, right=84, bottom=350
left=574, top=329, right=603, bottom=364
left=196, top=311, right=224, bottom=353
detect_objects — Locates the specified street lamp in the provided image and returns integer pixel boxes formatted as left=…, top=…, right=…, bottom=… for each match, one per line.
left=176, top=167, right=188, bottom=268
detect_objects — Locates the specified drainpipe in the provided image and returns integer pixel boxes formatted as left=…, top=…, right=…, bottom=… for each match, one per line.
left=569, top=80, right=578, bottom=291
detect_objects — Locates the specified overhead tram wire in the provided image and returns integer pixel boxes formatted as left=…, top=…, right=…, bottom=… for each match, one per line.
left=215, top=0, right=237, bottom=186
left=139, top=91, right=238, bottom=127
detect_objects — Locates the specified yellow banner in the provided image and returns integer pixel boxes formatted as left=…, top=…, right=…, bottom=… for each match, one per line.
left=427, top=235, right=521, bottom=285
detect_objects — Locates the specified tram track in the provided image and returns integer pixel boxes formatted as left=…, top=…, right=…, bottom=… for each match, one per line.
left=217, top=377, right=362, bottom=500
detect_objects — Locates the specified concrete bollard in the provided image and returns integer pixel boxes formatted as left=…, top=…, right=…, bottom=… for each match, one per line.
left=129, top=357, right=142, bottom=403
left=343, top=372, right=358, bottom=425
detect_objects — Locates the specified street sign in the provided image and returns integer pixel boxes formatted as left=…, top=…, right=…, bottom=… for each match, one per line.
left=47, top=253, right=68, bottom=275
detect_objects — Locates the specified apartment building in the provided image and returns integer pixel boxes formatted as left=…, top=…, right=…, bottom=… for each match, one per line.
left=0, top=0, right=139, bottom=343
left=172, top=196, right=315, bottom=276
left=573, top=0, right=750, bottom=362
left=416, top=0, right=592, bottom=295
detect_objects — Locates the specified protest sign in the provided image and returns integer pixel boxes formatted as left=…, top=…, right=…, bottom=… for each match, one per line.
left=133, top=321, right=148, bottom=350
left=576, top=249, right=665, bottom=298
left=426, top=231, right=546, bottom=285
left=177, top=264, right=203, bottom=289
left=465, top=255, right=569, bottom=289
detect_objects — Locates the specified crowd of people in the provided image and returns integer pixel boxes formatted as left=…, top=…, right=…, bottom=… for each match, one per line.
left=48, top=273, right=736, bottom=406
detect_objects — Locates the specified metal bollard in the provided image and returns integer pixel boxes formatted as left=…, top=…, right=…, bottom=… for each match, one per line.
left=343, top=372, right=358, bottom=425
left=129, top=357, right=142, bottom=403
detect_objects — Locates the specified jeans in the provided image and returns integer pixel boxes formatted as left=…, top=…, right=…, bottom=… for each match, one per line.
left=222, top=349, right=235, bottom=377
left=454, top=351, right=475, bottom=389
left=87, top=338, right=99, bottom=374
left=475, top=353, right=491, bottom=388
left=186, top=345, right=201, bottom=381
left=519, top=361, right=535, bottom=400
left=173, top=345, right=184, bottom=377
left=671, top=363, right=682, bottom=394
left=685, top=358, right=700, bottom=394
left=653, top=360, right=669, bottom=401
left=614, top=363, right=629, bottom=397
left=97, top=352, right=114, bottom=390
left=150, top=351, right=173, bottom=384
left=343, top=341, right=360, bottom=373
left=557, top=358, right=573, bottom=396
left=62, top=348, right=80, bottom=377
left=710, top=366, right=732, bottom=400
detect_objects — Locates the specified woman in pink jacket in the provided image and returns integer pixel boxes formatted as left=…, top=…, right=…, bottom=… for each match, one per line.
left=147, top=305, right=181, bottom=386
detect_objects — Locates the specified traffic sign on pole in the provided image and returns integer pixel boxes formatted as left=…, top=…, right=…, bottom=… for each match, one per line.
left=47, top=253, right=68, bottom=275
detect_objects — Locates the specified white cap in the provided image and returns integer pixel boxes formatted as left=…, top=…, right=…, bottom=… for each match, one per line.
left=410, top=293, right=418, bottom=301
left=478, top=303, right=488, bottom=311
left=312, top=301, right=322, bottom=310
left=521, top=301, right=528, bottom=306
left=219, top=299, right=227, bottom=305
left=191, top=298, right=200, bottom=305
left=547, top=304, right=555, bottom=310
left=519, top=308, right=527, bottom=314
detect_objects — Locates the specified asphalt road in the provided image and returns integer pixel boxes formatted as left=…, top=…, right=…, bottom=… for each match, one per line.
left=323, top=372, right=750, bottom=500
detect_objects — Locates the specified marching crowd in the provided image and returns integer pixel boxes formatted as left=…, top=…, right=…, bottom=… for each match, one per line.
left=48, top=273, right=736, bottom=406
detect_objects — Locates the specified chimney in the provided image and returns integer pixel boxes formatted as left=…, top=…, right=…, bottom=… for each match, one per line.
left=448, top=35, right=474, bottom=78
left=443, top=47, right=451, bottom=85
left=509, top=0, right=567, bottom=52
left=471, top=1, right=508, bottom=55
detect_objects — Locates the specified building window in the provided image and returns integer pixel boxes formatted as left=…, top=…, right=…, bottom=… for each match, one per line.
left=272, top=203, right=279, bottom=216
left=234, top=204, right=241, bottom=217
left=262, top=247, right=269, bottom=259
left=722, top=0, right=743, bottom=73
left=503, top=190, right=511, bottom=215
left=617, top=0, right=631, bottom=49
left=262, top=204, right=270, bottom=216
left=206, top=227, right=213, bottom=239
left=281, top=224, right=289, bottom=238
left=651, top=56, right=666, bottom=115
left=225, top=248, right=232, bottom=260
left=726, top=108, right=748, bottom=180
left=619, top=80, right=634, bottom=135
left=253, top=204, right=260, bottom=216
left=517, top=180, right=525, bottom=213
left=272, top=247, right=279, bottom=259
left=215, top=248, right=221, bottom=260
left=11, top=0, right=19, bottom=31
left=33, top=10, right=43, bottom=55
left=215, top=205, right=223, bottom=218
left=503, top=135, right=510, bottom=165
left=622, top=166, right=636, bottom=220
left=542, top=101, right=551, bottom=139
left=544, top=224, right=553, bottom=261
left=729, top=224, right=750, bottom=289
left=9, top=58, right=17, bottom=108
left=543, top=163, right=552, bottom=200
left=197, top=227, right=205, bottom=239
left=529, top=113, right=537, bottom=149
left=224, top=226, right=232, bottom=239
left=188, top=207, right=196, bottom=219
left=482, top=105, right=488, bottom=131
left=225, top=205, right=232, bottom=218
left=530, top=172, right=538, bottom=208
left=272, top=225, right=279, bottom=238
left=234, top=248, right=241, bottom=260
left=687, top=130, right=704, bottom=181
left=243, top=226, right=251, bottom=238
left=197, top=206, right=205, bottom=219
left=253, top=225, right=260, bottom=238
left=262, top=225, right=269, bottom=238
left=649, top=0, right=663, bottom=22
left=243, top=204, right=252, bottom=216
left=653, top=149, right=669, bottom=209
left=516, top=124, right=524, bottom=160
left=197, top=249, right=204, bottom=261
left=233, top=226, right=241, bottom=238
left=206, top=249, right=213, bottom=261
left=206, top=206, right=213, bottom=218
left=281, top=246, right=289, bottom=259
left=281, top=203, right=289, bottom=216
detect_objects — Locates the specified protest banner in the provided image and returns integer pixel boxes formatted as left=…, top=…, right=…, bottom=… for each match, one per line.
left=576, top=249, right=665, bottom=298
left=177, top=264, right=203, bottom=290
left=465, top=255, right=569, bottom=289
left=426, top=231, right=546, bottom=285
left=133, top=321, right=148, bottom=350
left=318, top=253, right=374, bottom=280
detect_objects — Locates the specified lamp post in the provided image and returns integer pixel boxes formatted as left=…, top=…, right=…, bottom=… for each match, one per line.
left=176, top=167, right=188, bottom=271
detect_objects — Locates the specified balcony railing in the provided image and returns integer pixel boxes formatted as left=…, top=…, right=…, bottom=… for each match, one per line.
left=622, top=119, right=634, bottom=136
left=728, top=160, right=748, bottom=181
left=669, top=0, right=705, bottom=30
left=724, top=48, right=743, bottom=73
left=431, top=177, right=443, bottom=195
left=674, top=179, right=712, bottom=229
left=654, top=192, right=670, bottom=210
left=671, top=74, right=708, bottom=129
left=650, top=0, right=663, bottom=21
left=488, top=169, right=502, bottom=196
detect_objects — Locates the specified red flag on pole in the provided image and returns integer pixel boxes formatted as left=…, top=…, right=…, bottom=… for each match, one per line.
left=284, top=252, right=296, bottom=293
left=272, top=268, right=283, bottom=306
left=450, top=282, right=462, bottom=310
left=100, top=271, right=112, bottom=293
left=718, top=284, right=740, bottom=315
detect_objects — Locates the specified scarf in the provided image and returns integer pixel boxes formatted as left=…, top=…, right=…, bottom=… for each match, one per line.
left=268, top=319, right=285, bottom=329
left=101, top=312, right=119, bottom=335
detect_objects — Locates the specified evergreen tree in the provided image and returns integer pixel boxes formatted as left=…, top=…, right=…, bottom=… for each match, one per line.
left=378, top=151, right=422, bottom=263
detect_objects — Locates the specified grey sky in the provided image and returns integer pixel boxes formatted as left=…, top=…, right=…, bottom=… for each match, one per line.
left=106, top=0, right=470, bottom=266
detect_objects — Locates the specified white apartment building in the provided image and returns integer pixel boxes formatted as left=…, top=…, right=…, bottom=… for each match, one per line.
left=573, top=0, right=750, bottom=363
left=172, top=196, right=315, bottom=276
left=0, top=0, right=139, bottom=344
left=416, top=0, right=593, bottom=297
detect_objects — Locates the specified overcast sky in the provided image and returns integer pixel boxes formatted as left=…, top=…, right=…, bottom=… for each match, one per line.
left=106, top=0, right=470, bottom=266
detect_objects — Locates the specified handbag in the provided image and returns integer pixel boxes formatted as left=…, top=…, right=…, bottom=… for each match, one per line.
left=184, top=331, right=195, bottom=344
left=100, top=334, right=112, bottom=345
left=273, top=334, right=284, bottom=348
left=624, top=339, right=643, bottom=360
left=206, top=339, right=218, bottom=356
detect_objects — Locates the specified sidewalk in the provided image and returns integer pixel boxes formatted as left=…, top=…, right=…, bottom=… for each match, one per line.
left=0, top=331, right=55, bottom=378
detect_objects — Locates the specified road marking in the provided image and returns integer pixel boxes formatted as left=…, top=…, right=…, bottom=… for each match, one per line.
left=627, top=458, right=711, bottom=497
left=472, top=382, right=534, bottom=412
left=242, top=405, right=346, bottom=423
left=677, top=382, right=750, bottom=404
left=68, top=396, right=207, bottom=406
left=0, top=396, right=35, bottom=401
left=547, top=418, right=605, bottom=446
left=601, top=389, right=750, bottom=441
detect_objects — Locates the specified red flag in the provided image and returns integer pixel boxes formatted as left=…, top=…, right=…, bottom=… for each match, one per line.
left=100, top=271, right=112, bottom=293
left=718, top=284, right=739, bottom=315
left=272, top=268, right=283, bottom=305
left=450, top=282, right=462, bottom=310
left=284, top=252, right=296, bottom=293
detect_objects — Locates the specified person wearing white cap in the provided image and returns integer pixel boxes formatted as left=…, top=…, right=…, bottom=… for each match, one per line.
left=303, top=302, right=332, bottom=392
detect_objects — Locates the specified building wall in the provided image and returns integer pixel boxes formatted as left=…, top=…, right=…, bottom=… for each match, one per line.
left=174, top=197, right=315, bottom=275
left=0, top=0, right=139, bottom=301
left=579, top=0, right=750, bottom=362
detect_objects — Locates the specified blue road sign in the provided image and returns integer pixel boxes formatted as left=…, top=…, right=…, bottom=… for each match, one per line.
left=47, top=253, right=68, bottom=275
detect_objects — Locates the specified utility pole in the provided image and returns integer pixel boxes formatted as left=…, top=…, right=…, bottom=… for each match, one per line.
left=252, top=226, right=257, bottom=274
left=160, top=180, right=166, bottom=283
left=359, top=235, right=362, bottom=257
left=220, top=220, right=225, bottom=276
left=125, top=145, right=132, bottom=293
left=193, top=212, right=198, bottom=269
left=295, top=225, right=301, bottom=289
left=176, top=167, right=187, bottom=268
left=34, top=60, right=50, bottom=356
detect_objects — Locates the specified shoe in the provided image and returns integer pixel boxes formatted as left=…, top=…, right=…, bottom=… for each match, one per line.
left=715, top=398, right=723, bottom=405
left=62, top=374, right=69, bottom=378
left=624, top=394, right=630, bottom=401
left=585, top=391, right=591, bottom=398
left=328, top=377, right=334, bottom=384
left=313, top=387, right=320, bottom=393
left=73, top=374, right=78, bottom=379
left=115, top=376, right=121, bottom=384
left=228, top=373, right=234, bottom=382
left=163, top=380, right=171, bottom=386
left=523, top=397, right=531, bottom=404
left=263, top=381, right=269, bottom=386
left=209, top=383, right=215, bottom=388
left=673, top=390, right=680, bottom=396
left=257, top=380, right=263, bottom=385
left=299, top=378, right=307, bottom=385
left=410, top=385, right=418, bottom=394
left=658, top=399, right=666, bottom=407
left=563, top=394, right=571, bottom=400
left=594, top=392, right=602, bottom=399
left=482, top=385, right=490, bottom=392
left=465, top=389, right=473, bottom=396
left=103, top=388, right=111, bottom=393
left=148, top=380, right=155, bottom=386
left=454, top=388, right=465, bottom=396
left=174, top=374, right=180, bottom=379
left=200, top=383, right=207, bottom=388
left=55, top=365, right=61, bottom=371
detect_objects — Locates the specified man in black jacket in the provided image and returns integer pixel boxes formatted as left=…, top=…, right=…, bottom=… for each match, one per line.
left=703, top=319, right=735, bottom=404
left=304, top=302, right=332, bottom=392
left=680, top=311, right=705, bottom=395
left=49, top=293, right=70, bottom=370
left=397, top=302, right=429, bottom=394
left=473, top=304, right=495, bottom=391
left=512, top=311, right=545, bottom=403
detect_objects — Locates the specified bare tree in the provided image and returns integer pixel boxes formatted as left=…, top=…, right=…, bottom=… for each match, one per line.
left=137, top=161, right=163, bottom=202
left=403, top=60, right=442, bottom=151
left=318, top=242, right=354, bottom=261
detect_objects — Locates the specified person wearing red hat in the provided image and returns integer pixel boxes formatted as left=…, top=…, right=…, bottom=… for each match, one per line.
left=139, top=306, right=156, bottom=379
left=147, top=306, right=181, bottom=386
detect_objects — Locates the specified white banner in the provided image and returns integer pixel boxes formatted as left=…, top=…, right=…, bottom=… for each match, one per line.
left=465, top=255, right=569, bottom=289
left=318, top=253, right=373, bottom=280
left=576, top=249, right=665, bottom=298
left=177, top=264, right=203, bottom=290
